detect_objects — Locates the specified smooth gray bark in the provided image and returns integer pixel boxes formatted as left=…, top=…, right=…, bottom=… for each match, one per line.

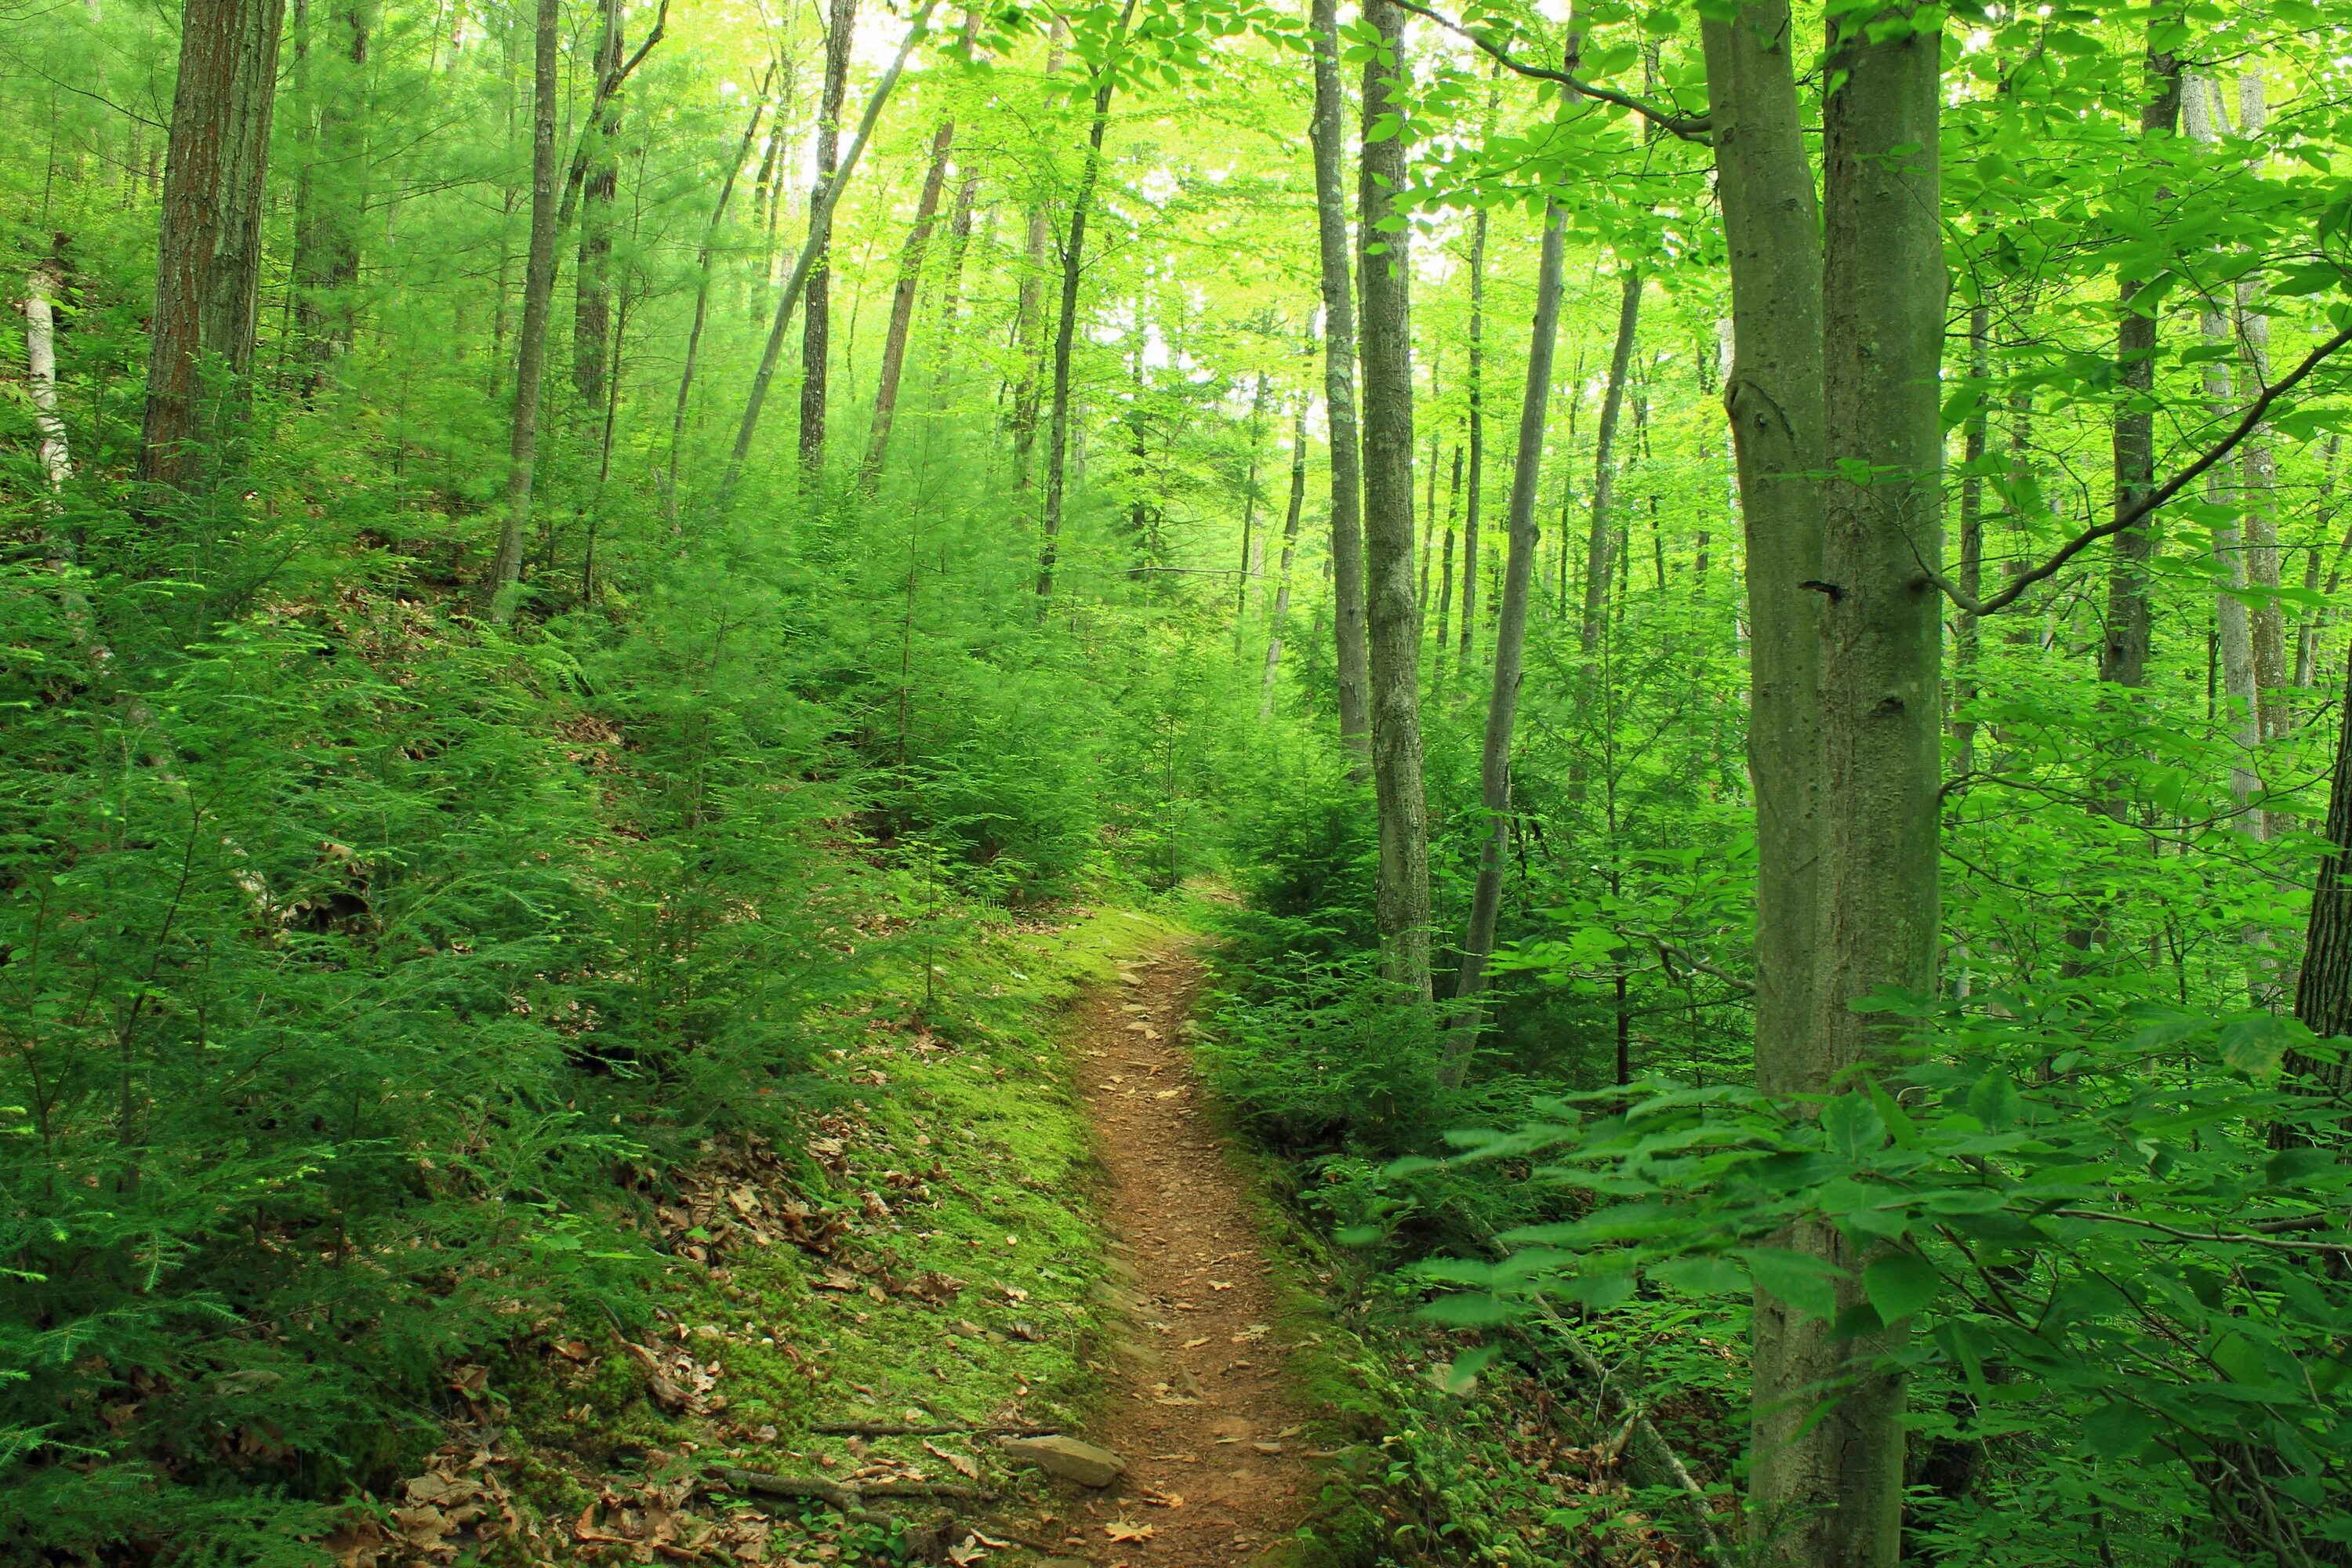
left=1309, top=0, right=1373, bottom=771
left=1458, top=203, right=1486, bottom=663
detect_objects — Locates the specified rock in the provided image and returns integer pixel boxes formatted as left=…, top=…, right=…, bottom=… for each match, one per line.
left=1000, top=1435, right=1125, bottom=1488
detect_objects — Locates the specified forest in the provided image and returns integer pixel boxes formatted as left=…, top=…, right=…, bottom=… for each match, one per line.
left=5, top=0, right=2352, bottom=1560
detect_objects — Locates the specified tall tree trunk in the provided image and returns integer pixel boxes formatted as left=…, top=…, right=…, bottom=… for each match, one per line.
left=2287, top=655, right=2352, bottom=1104
left=799, top=0, right=857, bottom=481
left=572, top=0, right=622, bottom=408
left=1775, top=2, right=1945, bottom=1563
left=293, top=0, right=368, bottom=391
left=721, top=0, right=938, bottom=503
left=1444, top=195, right=1566, bottom=1070
left=1009, top=24, right=1068, bottom=485
left=1955, top=301, right=1988, bottom=776
left=1034, top=0, right=1138, bottom=599
left=1434, top=444, right=1461, bottom=685
left=862, top=16, right=975, bottom=492
left=140, top=0, right=289, bottom=492
left=24, top=261, right=74, bottom=494
left=2296, top=437, right=2344, bottom=689
left=1356, top=0, right=1432, bottom=1003
left=483, top=0, right=558, bottom=607
left=1234, top=372, right=1272, bottom=646
left=1309, top=0, right=1371, bottom=771
left=1458, top=202, right=1487, bottom=665
left=665, top=72, right=771, bottom=524
left=1261, top=360, right=1313, bottom=714
left=1581, top=267, right=1642, bottom=659
left=2102, top=21, right=2184, bottom=691
left=2234, top=72, right=2290, bottom=825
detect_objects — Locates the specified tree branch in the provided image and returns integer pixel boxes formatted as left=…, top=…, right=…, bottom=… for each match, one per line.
left=1928, top=324, right=2352, bottom=618
left=556, top=0, right=673, bottom=230
left=1388, top=0, right=1711, bottom=143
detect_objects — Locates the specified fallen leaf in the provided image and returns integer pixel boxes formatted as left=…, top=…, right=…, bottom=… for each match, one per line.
left=923, top=1440, right=982, bottom=1479
left=947, top=1537, right=986, bottom=1566
left=1181, top=1337, right=1210, bottom=1349
left=1208, top=1281, right=1234, bottom=1290
left=1104, top=1521, right=1156, bottom=1543
left=1139, top=1487, right=1185, bottom=1508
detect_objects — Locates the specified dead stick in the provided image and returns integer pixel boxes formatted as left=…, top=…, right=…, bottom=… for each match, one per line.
left=721, top=1468, right=995, bottom=1505
left=812, top=1421, right=1059, bottom=1438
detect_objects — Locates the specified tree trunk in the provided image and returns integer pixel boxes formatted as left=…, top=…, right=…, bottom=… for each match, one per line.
left=1261, top=357, right=1313, bottom=715
left=1309, top=0, right=1372, bottom=772
left=483, top=0, right=558, bottom=608
left=799, top=0, right=857, bottom=481
left=1356, top=0, right=1432, bottom=1004
left=1009, top=24, right=1068, bottom=485
left=572, top=0, right=622, bottom=408
left=292, top=0, right=367, bottom=392
left=1775, top=2, right=1945, bottom=1563
left=1444, top=195, right=1566, bottom=1071
left=1458, top=203, right=1487, bottom=665
left=665, top=72, right=771, bottom=525
left=140, top=0, right=289, bottom=492
left=2102, top=23, right=2184, bottom=690
left=1955, top=302, right=1988, bottom=776
left=24, top=261, right=74, bottom=493
left=2295, top=437, right=2344, bottom=689
left=2288, top=655, right=2352, bottom=1100
left=1435, top=444, right=1461, bottom=685
left=2234, top=73, right=2290, bottom=826
left=721, top=1, right=938, bottom=504
left=1034, top=0, right=1138, bottom=599
left=1581, top=267, right=1642, bottom=659
left=1234, top=372, right=1272, bottom=646
left=862, top=16, right=974, bottom=493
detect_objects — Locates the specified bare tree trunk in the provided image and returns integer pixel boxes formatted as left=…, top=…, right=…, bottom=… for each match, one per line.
left=1233, top=372, right=1272, bottom=647
left=2103, top=24, right=2184, bottom=691
left=1955, top=302, right=1988, bottom=776
left=1261, top=360, right=1313, bottom=714
left=1581, top=267, right=1641, bottom=659
left=721, top=1, right=939, bottom=503
left=572, top=0, right=622, bottom=408
left=1774, top=1, right=1944, bottom=1560
left=1434, top=444, right=1461, bottom=686
left=24, top=261, right=74, bottom=492
left=2296, top=437, right=2344, bottom=689
left=1009, top=24, right=1067, bottom=485
left=1356, top=0, right=1432, bottom=1004
left=665, top=72, right=771, bottom=525
left=483, top=0, right=557, bottom=608
left=140, top=0, right=288, bottom=492
left=2287, top=655, right=2352, bottom=1102
left=292, top=0, right=368, bottom=391
left=1034, top=0, right=1138, bottom=599
left=1309, top=0, right=1371, bottom=771
left=2234, top=73, right=2290, bottom=828
left=799, top=0, right=857, bottom=481
left=861, top=17, right=974, bottom=493
left=1458, top=203, right=1486, bottom=665
left=1444, top=195, right=1566, bottom=1072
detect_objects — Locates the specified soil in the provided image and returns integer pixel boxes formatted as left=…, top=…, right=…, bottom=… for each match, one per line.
left=1040, top=947, right=1324, bottom=1566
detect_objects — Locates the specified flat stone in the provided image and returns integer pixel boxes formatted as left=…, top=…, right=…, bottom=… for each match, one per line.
left=1000, top=1434, right=1125, bottom=1488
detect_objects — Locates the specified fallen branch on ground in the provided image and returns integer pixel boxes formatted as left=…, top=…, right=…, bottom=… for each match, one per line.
left=720, top=1468, right=995, bottom=1506
left=811, top=1421, right=1060, bottom=1438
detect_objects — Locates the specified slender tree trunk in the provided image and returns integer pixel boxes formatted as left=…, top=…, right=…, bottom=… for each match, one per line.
left=2288, top=654, right=2352, bottom=1101
left=2234, top=73, right=2290, bottom=833
left=799, top=0, right=857, bottom=481
left=1581, top=267, right=1642, bottom=659
left=2103, top=22, right=2185, bottom=690
left=1955, top=302, right=1988, bottom=776
left=1234, top=372, right=1272, bottom=645
left=862, top=19, right=973, bottom=492
left=1356, top=0, right=1432, bottom=1003
left=1770, top=2, right=1944, bottom=1562
left=293, top=0, right=367, bottom=390
left=483, top=0, right=558, bottom=608
left=1035, top=0, right=1138, bottom=599
left=25, top=261, right=74, bottom=493
left=1309, top=0, right=1371, bottom=771
left=2296, top=437, right=2344, bottom=689
left=1444, top=196, right=1566, bottom=1069
left=140, top=0, right=289, bottom=492
left=1010, top=24, right=1067, bottom=484
left=1434, top=444, right=1461, bottom=684
left=1261, top=366, right=1312, bottom=714
left=721, top=1, right=938, bottom=503
left=572, top=0, right=622, bottom=407
left=1459, top=203, right=1487, bottom=665
left=665, top=74, right=770, bottom=524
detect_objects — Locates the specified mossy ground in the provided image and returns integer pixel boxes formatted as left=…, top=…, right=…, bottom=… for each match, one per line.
left=488, top=902, right=1189, bottom=1564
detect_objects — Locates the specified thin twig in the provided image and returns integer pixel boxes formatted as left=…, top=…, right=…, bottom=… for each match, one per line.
left=2049, top=1208, right=2352, bottom=1254
left=811, top=1421, right=1060, bottom=1437
left=1388, top=0, right=1711, bottom=143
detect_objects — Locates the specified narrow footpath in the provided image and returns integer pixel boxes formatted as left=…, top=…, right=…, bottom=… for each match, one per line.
left=1060, top=949, right=1323, bottom=1565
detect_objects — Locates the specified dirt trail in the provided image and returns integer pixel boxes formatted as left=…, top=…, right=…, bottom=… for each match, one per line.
left=1054, top=948, right=1322, bottom=1565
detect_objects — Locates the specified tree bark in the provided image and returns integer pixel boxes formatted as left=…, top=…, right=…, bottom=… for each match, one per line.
left=1261, top=383, right=1312, bottom=716
left=1010, top=24, right=1068, bottom=485
left=1581, top=267, right=1642, bottom=660
left=1356, top=0, right=1432, bottom=1004
left=1458, top=202, right=1487, bottom=665
left=572, top=0, right=622, bottom=409
left=1234, top=372, right=1272, bottom=646
left=140, top=0, right=289, bottom=492
left=2102, top=22, right=2184, bottom=690
left=1444, top=195, right=1566, bottom=1074
left=862, top=16, right=977, bottom=492
left=1435, top=443, right=1461, bottom=684
left=721, top=0, right=939, bottom=504
left=24, top=261, right=74, bottom=493
left=292, top=0, right=368, bottom=392
left=1780, top=2, right=1946, bottom=1562
left=2288, top=655, right=2352, bottom=1099
left=1309, top=0, right=1372, bottom=772
left=800, top=0, right=858, bottom=481
left=665, top=72, right=771, bottom=525
left=1955, top=302, right=1988, bottom=776
left=1035, top=0, right=1138, bottom=599
left=483, top=0, right=558, bottom=609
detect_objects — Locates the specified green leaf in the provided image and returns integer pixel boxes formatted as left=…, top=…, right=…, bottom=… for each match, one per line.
left=1966, top=1069, right=2022, bottom=1130
left=1417, top=1293, right=1518, bottom=1326
left=1739, top=1246, right=1844, bottom=1322
left=2082, top=1400, right=2158, bottom=1459
left=1650, top=1255, right=1750, bottom=1296
left=1861, top=1250, right=1940, bottom=1324
left=1333, top=1225, right=1383, bottom=1247
left=1821, top=1093, right=1885, bottom=1160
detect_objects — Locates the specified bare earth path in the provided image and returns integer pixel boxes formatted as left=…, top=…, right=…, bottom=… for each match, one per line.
left=1051, top=947, right=1321, bottom=1565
